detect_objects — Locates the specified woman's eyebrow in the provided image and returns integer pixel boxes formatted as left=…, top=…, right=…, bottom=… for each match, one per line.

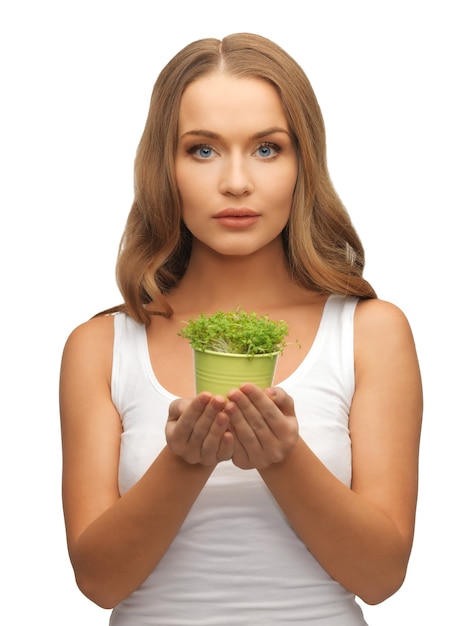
left=180, top=129, right=220, bottom=140
left=251, top=127, right=290, bottom=140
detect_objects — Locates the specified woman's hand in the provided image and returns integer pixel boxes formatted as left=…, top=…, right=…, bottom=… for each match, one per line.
left=166, top=393, right=234, bottom=466
left=225, top=384, right=298, bottom=470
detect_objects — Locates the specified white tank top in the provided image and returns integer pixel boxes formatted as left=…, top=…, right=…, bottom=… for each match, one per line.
left=110, top=294, right=367, bottom=625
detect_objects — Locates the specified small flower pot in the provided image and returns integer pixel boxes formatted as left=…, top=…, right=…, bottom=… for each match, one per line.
left=193, top=349, right=280, bottom=396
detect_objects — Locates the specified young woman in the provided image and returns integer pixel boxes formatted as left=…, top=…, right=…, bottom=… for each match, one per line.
left=59, top=33, right=423, bottom=625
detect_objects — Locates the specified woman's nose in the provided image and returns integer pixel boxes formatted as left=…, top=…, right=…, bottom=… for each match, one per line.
left=218, top=155, right=254, bottom=196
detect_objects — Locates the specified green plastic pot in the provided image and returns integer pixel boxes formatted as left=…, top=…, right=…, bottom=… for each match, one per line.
left=193, top=349, right=280, bottom=396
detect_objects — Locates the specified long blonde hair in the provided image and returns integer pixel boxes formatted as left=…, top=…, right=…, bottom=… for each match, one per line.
left=113, top=33, right=376, bottom=324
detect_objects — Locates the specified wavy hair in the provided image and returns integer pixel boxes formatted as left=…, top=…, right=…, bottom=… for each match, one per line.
left=111, top=33, right=376, bottom=324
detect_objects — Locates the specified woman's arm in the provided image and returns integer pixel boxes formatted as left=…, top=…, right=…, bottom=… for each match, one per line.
left=228, top=299, right=422, bottom=604
left=59, top=315, right=230, bottom=608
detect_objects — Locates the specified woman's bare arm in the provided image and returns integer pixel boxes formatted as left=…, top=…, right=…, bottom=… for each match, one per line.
left=59, top=315, right=229, bottom=608
left=241, top=299, right=422, bottom=604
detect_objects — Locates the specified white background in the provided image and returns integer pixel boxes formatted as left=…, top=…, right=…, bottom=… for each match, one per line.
left=1, top=1, right=469, bottom=623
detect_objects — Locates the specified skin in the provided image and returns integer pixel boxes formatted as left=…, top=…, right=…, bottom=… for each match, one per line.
left=60, top=71, right=422, bottom=609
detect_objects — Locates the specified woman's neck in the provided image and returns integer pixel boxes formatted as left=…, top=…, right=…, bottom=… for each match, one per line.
left=167, top=240, right=304, bottom=314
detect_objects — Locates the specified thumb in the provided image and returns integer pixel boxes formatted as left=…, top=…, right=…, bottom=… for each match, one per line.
left=265, top=386, right=294, bottom=414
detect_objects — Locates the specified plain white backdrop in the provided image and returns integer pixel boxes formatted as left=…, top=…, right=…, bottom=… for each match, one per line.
left=1, top=1, right=469, bottom=623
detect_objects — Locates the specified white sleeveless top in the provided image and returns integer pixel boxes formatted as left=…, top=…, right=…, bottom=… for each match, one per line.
left=109, top=294, right=367, bottom=625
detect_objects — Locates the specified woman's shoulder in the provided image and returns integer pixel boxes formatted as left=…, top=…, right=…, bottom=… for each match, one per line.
left=354, top=297, right=413, bottom=335
left=61, top=313, right=116, bottom=372
left=353, top=298, right=419, bottom=373
left=65, top=312, right=115, bottom=344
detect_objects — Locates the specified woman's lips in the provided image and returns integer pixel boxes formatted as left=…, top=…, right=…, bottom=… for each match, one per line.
left=213, top=209, right=260, bottom=228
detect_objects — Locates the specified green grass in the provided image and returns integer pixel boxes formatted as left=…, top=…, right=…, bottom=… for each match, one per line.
left=179, top=309, right=289, bottom=356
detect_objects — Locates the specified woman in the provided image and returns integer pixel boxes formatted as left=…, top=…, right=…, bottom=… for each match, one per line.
left=60, top=33, right=422, bottom=625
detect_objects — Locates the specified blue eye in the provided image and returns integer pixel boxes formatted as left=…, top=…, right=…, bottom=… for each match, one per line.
left=193, top=145, right=213, bottom=159
left=257, top=143, right=280, bottom=158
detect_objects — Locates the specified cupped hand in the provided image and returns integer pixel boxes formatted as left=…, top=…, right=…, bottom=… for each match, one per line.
left=166, top=393, right=234, bottom=466
left=225, top=384, right=298, bottom=470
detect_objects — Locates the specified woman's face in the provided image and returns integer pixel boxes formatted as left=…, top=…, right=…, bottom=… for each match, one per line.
left=175, top=72, right=298, bottom=258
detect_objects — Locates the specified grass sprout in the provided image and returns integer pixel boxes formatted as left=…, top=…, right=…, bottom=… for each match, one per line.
left=179, top=309, right=290, bottom=356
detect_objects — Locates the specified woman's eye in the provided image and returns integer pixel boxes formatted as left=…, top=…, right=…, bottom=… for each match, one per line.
left=256, top=143, right=280, bottom=159
left=190, top=145, right=214, bottom=159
